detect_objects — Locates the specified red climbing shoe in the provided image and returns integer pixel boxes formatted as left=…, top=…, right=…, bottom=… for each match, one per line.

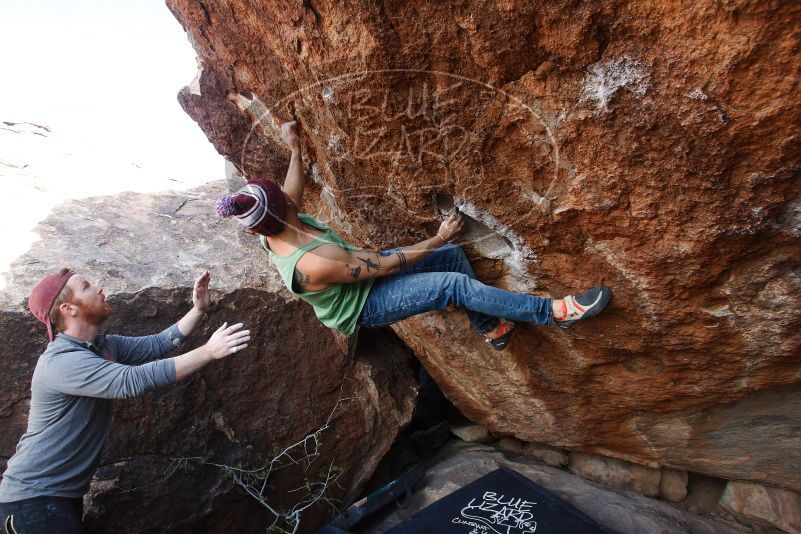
left=485, top=320, right=516, bottom=351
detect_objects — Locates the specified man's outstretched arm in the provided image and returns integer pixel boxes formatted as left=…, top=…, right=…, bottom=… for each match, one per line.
left=109, top=271, right=213, bottom=365
left=46, top=322, right=250, bottom=399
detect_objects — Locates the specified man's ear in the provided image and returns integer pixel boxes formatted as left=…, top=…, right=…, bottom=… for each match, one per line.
left=59, top=302, right=77, bottom=318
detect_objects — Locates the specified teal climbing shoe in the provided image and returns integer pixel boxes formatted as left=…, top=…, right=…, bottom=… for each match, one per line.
left=557, top=286, right=612, bottom=329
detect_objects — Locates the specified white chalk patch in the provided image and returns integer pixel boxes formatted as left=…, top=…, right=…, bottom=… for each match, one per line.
left=703, top=305, right=733, bottom=318
left=783, top=202, right=801, bottom=236
left=328, top=133, right=344, bottom=155
left=454, top=198, right=537, bottom=290
left=581, top=56, right=650, bottom=111
left=686, top=88, right=708, bottom=101
left=310, top=164, right=323, bottom=184
left=321, top=86, right=337, bottom=104
left=522, top=189, right=546, bottom=207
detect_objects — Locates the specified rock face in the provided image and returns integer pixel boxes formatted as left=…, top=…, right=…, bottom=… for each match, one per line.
left=450, top=423, right=491, bottom=443
left=524, top=442, right=569, bottom=469
left=166, top=0, right=801, bottom=491
left=567, top=452, right=662, bottom=498
left=660, top=469, right=689, bottom=504
left=0, top=183, right=417, bottom=533
left=720, top=480, right=801, bottom=534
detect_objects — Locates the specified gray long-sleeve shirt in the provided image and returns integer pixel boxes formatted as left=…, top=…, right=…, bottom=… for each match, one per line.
left=0, top=324, right=183, bottom=502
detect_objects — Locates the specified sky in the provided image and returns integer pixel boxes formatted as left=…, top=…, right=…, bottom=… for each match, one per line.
left=0, top=1, right=224, bottom=289
left=0, top=0, right=220, bottom=180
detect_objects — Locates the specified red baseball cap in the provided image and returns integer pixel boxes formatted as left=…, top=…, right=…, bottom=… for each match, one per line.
left=28, top=270, right=74, bottom=341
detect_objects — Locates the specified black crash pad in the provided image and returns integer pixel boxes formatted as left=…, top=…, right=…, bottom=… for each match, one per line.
left=386, top=466, right=615, bottom=534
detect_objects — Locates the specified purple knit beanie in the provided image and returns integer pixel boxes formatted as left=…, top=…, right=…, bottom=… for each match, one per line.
left=216, top=179, right=288, bottom=236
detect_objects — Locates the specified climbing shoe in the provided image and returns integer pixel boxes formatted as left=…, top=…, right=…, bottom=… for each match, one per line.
left=557, top=286, right=612, bottom=329
left=485, top=320, right=516, bottom=351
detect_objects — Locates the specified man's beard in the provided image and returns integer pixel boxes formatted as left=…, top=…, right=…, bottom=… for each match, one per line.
left=75, top=299, right=113, bottom=325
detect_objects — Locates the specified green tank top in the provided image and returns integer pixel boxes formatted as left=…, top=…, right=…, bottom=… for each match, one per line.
left=260, top=213, right=374, bottom=335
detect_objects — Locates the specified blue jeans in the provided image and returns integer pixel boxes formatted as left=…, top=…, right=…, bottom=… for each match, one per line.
left=357, top=244, right=553, bottom=334
left=0, top=496, right=83, bottom=534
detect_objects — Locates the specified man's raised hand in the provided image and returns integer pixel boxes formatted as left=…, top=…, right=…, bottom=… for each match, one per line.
left=192, top=271, right=212, bottom=312
left=204, top=322, right=250, bottom=359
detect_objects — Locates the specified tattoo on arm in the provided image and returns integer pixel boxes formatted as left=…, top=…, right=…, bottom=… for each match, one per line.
left=396, top=250, right=407, bottom=270
left=292, top=267, right=311, bottom=291
left=357, top=255, right=381, bottom=273
left=347, top=265, right=362, bottom=279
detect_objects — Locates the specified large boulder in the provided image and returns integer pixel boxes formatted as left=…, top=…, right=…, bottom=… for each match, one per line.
left=166, top=0, right=801, bottom=491
left=0, top=182, right=417, bottom=533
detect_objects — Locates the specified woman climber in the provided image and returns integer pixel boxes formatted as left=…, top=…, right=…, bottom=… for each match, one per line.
left=215, top=121, right=611, bottom=350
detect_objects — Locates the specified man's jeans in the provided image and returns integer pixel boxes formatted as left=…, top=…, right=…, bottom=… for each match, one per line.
left=358, top=244, right=553, bottom=333
left=0, top=496, right=83, bottom=534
